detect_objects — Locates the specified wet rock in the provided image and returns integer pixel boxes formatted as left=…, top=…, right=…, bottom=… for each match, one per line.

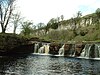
left=75, top=43, right=85, bottom=56
left=64, top=44, right=73, bottom=56
left=49, top=43, right=61, bottom=55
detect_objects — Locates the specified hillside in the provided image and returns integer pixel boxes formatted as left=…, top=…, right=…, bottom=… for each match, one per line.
left=32, top=11, right=100, bottom=43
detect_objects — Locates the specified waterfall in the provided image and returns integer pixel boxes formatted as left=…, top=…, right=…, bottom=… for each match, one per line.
left=44, top=44, right=49, bottom=54
left=81, top=44, right=91, bottom=57
left=58, top=44, right=75, bottom=56
left=59, top=48, right=64, bottom=56
left=59, top=45, right=64, bottom=56
left=34, top=43, right=39, bottom=53
left=98, top=44, right=100, bottom=57
left=37, top=44, right=50, bottom=54
left=93, top=44, right=100, bottom=58
left=38, top=46, right=45, bottom=53
left=81, top=44, right=100, bottom=58
left=33, top=42, right=100, bottom=58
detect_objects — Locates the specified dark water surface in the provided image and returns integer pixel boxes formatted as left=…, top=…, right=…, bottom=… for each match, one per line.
left=0, top=54, right=100, bottom=75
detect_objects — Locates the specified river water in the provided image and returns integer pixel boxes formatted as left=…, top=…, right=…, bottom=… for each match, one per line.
left=0, top=54, right=100, bottom=75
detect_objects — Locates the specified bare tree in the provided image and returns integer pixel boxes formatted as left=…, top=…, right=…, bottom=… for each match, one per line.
left=12, top=12, right=22, bottom=34
left=61, top=15, right=64, bottom=21
left=0, top=0, right=16, bottom=33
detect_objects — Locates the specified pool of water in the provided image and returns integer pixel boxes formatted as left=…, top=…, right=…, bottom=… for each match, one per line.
left=0, top=54, right=100, bottom=75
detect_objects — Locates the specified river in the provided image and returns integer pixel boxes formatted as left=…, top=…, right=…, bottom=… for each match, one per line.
left=0, top=54, right=100, bottom=75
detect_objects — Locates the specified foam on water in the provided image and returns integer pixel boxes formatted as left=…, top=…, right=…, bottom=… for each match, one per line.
left=32, top=53, right=100, bottom=60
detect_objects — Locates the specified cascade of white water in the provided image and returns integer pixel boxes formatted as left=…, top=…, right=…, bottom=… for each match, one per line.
left=38, top=46, right=45, bottom=53
left=94, top=44, right=99, bottom=58
left=44, top=44, right=49, bottom=54
left=81, top=44, right=92, bottom=57
left=72, top=51, right=76, bottom=57
left=98, top=44, right=100, bottom=57
left=59, top=45, right=64, bottom=56
left=81, top=44, right=100, bottom=58
left=37, top=43, right=50, bottom=54
left=34, top=43, right=39, bottom=53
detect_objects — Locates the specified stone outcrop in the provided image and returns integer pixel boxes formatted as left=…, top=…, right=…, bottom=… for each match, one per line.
left=48, top=42, right=85, bottom=56
left=33, top=13, right=98, bottom=36
left=49, top=43, right=61, bottom=55
left=0, top=33, right=34, bottom=56
left=75, top=43, right=85, bottom=56
left=0, top=33, right=99, bottom=58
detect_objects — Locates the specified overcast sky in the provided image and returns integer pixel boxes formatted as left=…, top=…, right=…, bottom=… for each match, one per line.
left=1, top=0, right=100, bottom=33
left=17, top=0, right=100, bottom=25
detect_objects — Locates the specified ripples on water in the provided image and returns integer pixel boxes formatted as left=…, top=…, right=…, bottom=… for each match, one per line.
left=0, top=55, right=100, bottom=75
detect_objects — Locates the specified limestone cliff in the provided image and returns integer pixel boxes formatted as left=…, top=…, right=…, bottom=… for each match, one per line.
left=33, top=13, right=98, bottom=36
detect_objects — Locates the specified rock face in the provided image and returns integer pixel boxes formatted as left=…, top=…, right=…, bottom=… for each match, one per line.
left=89, top=44, right=95, bottom=58
left=48, top=42, right=85, bottom=56
left=33, top=13, right=97, bottom=36
left=63, top=44, right=75, bottom=56
left=0, top=33, right=99, bottom=58
left=49, top=43, right=61, bottom=55
left=64, top=44, right=73, bottom=56
left=0, top=33, right=34, bottom=56
left=75, top=43, right=85, bottom=56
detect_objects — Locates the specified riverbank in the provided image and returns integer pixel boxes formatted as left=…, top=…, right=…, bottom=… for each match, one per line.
left=0, top=33, right=51, bottom=56
left=0, top=33, right=100, bottom=56
left=0, top=33, right=35, bottom=56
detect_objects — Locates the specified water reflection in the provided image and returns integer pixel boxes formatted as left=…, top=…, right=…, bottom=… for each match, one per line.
left=0, top=55, right=100, bottom=75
